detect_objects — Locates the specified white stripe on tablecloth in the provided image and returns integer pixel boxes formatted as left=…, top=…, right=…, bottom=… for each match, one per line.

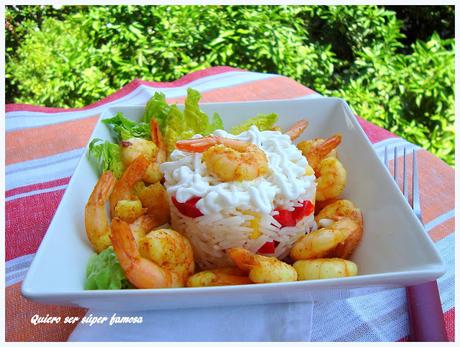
left=424, top=210, right=455, bottom=231
left=5, top=148, right=84, bottom=191
left=5, top=253, right=35, bottom=287
left=311, top=232, right=454, bottom=342
left=372, top=137, right=405, bottom=149
left=6, top=71, right=275, bottom=131
left=6, top=184, right=68, bottom=202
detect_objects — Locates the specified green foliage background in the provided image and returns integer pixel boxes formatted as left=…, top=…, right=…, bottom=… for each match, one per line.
left=5, top=5, right=455, bottom=165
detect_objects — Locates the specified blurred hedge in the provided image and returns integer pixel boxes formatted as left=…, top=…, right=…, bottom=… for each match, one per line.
left=5, top=5, right=454, bottom=165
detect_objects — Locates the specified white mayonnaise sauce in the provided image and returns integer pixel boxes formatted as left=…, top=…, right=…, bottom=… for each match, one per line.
left=160, top=126, right=316, bottom=215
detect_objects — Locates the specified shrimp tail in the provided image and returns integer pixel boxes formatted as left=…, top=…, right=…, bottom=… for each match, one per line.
left=316, top=134, right=342, bottom=159
left=333, top=211, right=363, bottom=259
left=176, top=136, right=217, bottom=152
left=226, top=247, right=257, bottom=271
left=94, top=171, right=117, bottom=202
left=84, top=171, right=117, bottom=253
left=285, top=119, right=309, bottom=141
left=110, top=217, right=139, bottom=270
left=150, top=119, right=166, bottom=162
left=109, top=155, right=150, bottom=216
left=176, top=136, right=248, bottom=153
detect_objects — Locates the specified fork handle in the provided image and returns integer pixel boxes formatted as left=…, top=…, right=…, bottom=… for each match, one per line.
left=406, top=281, right=448, bottom=341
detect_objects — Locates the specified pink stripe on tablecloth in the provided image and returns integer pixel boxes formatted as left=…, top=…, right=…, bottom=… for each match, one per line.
left=6, top=189, right=65, bottom=261
left=5, top=66, right=243, bottom=113
left=357, top=117, right=398, bottom=144
left=5, top=177, right=70, bottom=198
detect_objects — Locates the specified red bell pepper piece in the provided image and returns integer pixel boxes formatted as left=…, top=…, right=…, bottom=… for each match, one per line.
left=172, top=196, right=203, bottom=218
left=273, top=208, right=296, bottom=227
left=257, top=241, right=276, bottom=254
left=292, top=200, right=314, bottom=222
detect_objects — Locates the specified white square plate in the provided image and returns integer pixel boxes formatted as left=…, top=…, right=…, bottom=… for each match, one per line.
left=22, top=97, right=445, bottom=311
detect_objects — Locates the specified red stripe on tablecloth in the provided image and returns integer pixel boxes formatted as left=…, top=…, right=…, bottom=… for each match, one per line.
left=166, top=75, right=315, bottom=104
left=388, top=150, right=454, bottom=226
left=5, top=66, right=243, bottom=113
left=397, top=307, right=455, bottom=342
left=356, top=117, right=397, bottom=144
left=6, top=177, right=70, bottom=198
left=417, top=150, right=455, bottom=225
left=6, top=189, right=65, bottom=261
left=429, top=218, right=455, bottom=242
left=6, top=116, right=98, bottom=164
left=140, top=66, right=244, bottom=88
left=6, top=282, right=87, bottom=342
left=445, top=307, right=455, bottom=341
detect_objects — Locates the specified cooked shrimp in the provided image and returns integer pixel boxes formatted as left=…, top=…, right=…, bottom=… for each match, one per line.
left=297, top=134, right=346, bottom=201
left=150, top=119, right=167, bottom=162
left=138, top=228, right=195, bottom=285
left=315, top=200, right=363, bottom=259
left=297, top=134, right=341, bottom=172
left=113, top=199, right=146, bottom=223
left=143, top=119, right=167, bottom=183
left=111, top=218, right=194, bottom=288
left=129, top=214, right=160, bottom=244
left=227, top=247, right=297, bottom=283
left=176, top=137, right=269, bottom=182
left=315, top=199, right=360, bottom=223
left=120, top=137, right=157, bottom=167
left=314, top=198, right=339, bottom=215
left=120, top=137, right=160, bottom=184
left=293, top=258, right=358, bottom=280
left=285, top=119, right=309, bottom=141
left=136, top=182, right=170, bottom=226
left=315, top=157, right=347, bottom=201
left=85, top=171, right=117, bottom=253
left=119, top=119, right=166, bottom=184
left=186, top=267, right=252, bottom=287
left=290, top=217, right=360, bottom=260
left=110, top=155, right=150, bottom=217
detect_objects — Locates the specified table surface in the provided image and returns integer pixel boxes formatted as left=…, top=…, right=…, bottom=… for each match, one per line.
left=5, top=66, right=455, bottom=342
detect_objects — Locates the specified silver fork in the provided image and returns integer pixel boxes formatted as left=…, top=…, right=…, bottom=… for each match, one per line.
left=385, top=145, right=447, bottom=341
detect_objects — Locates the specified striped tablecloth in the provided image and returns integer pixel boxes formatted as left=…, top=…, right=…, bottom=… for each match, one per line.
left=5, top=66, right=455, bottom=342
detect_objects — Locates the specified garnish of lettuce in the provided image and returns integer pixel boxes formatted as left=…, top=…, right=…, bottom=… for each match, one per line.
left=230, top=113, right=278, bottom=135
left=142, top=92, right=171, bottom=133
left=102, top=112, right=151, bottom=141
left=85, top=247, right=131, bottom=290
left=88, top=138, right=124, bottom=179
left=143, top=88, right=224, bottom=153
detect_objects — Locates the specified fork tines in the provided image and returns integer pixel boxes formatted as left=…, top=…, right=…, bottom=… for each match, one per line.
left=384, top=144, right=421, bottom=221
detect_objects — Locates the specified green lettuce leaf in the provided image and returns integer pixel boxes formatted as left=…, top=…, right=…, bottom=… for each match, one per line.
left=230, top=113, right=278, bottom=134
left=205, top=112, right=224, bottom=134
left=102, top=112, right=150, bottom=141
left=143, top=88, right=224, bottom=153
left=85, top=247, right=131, bottom=290
left=183, top=88, right=213, bottom=135
left=88, top=138, right=124, bottom=179
left=142, top=92, right=171, bottom=133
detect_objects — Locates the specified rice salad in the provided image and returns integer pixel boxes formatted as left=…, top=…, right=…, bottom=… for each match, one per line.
left=161, top=126, right=317, bottom=269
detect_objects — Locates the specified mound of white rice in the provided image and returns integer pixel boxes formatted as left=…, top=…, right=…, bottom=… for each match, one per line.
left=161, top=126, right=316, bottom=269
